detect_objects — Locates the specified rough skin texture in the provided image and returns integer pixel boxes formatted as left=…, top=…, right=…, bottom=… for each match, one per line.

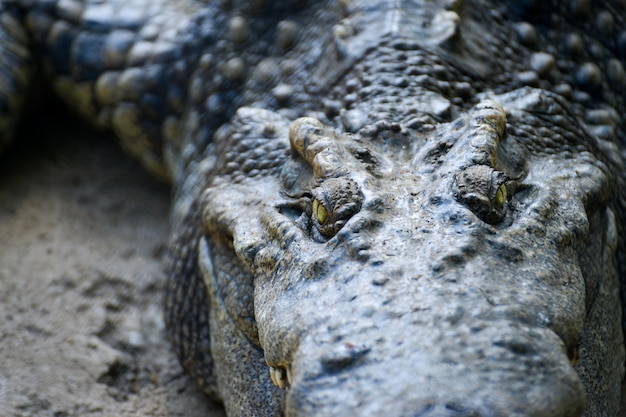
left=2, top=0, right=626, bottom=416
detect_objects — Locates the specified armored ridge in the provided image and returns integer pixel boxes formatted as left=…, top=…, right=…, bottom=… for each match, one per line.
left=1, top=0, right=626, bottom=416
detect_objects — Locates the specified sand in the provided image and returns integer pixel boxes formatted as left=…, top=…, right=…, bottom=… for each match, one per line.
left=0, top=109, right=224, bottom=417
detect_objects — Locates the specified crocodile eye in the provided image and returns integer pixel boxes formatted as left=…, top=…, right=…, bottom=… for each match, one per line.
left=494, top=184, right=507, bottom=208
left=310, top=177, right=363, bottom=238
left=312, top=198, right=328, bottom=224
left=453, top=165, right=510, bottom=224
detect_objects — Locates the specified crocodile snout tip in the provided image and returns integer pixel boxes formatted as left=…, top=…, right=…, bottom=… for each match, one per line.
left=281, top=324, right=586, bottom=417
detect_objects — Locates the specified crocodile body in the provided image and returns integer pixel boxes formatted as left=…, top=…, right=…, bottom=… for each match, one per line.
left=2, top=0, right=626, bottom=416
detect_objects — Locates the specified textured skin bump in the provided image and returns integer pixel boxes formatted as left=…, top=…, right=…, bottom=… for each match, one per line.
left=2, top=1, right=626, bottom=416
left=0, top=2, right=33, bottom=151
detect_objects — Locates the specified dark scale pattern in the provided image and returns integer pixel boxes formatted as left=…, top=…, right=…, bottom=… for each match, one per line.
left=499, top=0, right=626, bottom=146
left=0, top=2, right=33, bottom=151
left=211, top=238, right=259, bottom=346
left=169, top=1, right=338, bottom=178
left=328, top=44, right=474, bottom=129
left=209, top=108, right=293, bottom=186
left=164, top=199, right=219, bottom=400
left=506, top=100, right=593, bottom=160
left=3, top=0, right=221, bottom=179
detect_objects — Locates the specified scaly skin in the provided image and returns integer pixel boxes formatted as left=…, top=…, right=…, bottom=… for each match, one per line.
left=2, top=0, right=626, bottom=416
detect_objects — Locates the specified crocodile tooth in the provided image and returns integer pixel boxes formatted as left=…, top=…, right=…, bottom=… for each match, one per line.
left=269, top=367, right=279, bottom=387
left=269, top=366, right=288, bottom=389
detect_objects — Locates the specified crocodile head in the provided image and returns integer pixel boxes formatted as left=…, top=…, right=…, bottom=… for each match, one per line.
left=195, top=88, right=623, bottom=416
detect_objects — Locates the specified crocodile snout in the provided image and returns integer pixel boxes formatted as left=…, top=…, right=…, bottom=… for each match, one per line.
left=282, top=319, right=586, bottom=417
left=254, top=206, right=591, bottom=417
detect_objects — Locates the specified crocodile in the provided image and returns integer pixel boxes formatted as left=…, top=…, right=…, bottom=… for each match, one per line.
left=1, top=0, right=626, bottom=415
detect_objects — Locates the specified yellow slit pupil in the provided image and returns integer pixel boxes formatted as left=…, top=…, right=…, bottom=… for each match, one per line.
left=494, top=184, right=507, bottom=208
left=313, top=199, right=328, bottom=224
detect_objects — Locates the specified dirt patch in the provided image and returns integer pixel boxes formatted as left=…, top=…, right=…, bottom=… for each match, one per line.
left=0, top=110, right=224, bottom=417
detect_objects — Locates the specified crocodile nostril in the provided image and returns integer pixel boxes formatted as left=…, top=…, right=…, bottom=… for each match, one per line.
left=320, top=342, right=371, bottom=370
left=444, top=401, right=482, bottom=417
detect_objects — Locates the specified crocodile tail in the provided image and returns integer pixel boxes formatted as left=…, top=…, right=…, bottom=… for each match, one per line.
left=0, top=2, right=35, bottom=151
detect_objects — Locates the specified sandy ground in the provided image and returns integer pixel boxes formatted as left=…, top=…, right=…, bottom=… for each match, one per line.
left=0, top=109, right=225, bottom=417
